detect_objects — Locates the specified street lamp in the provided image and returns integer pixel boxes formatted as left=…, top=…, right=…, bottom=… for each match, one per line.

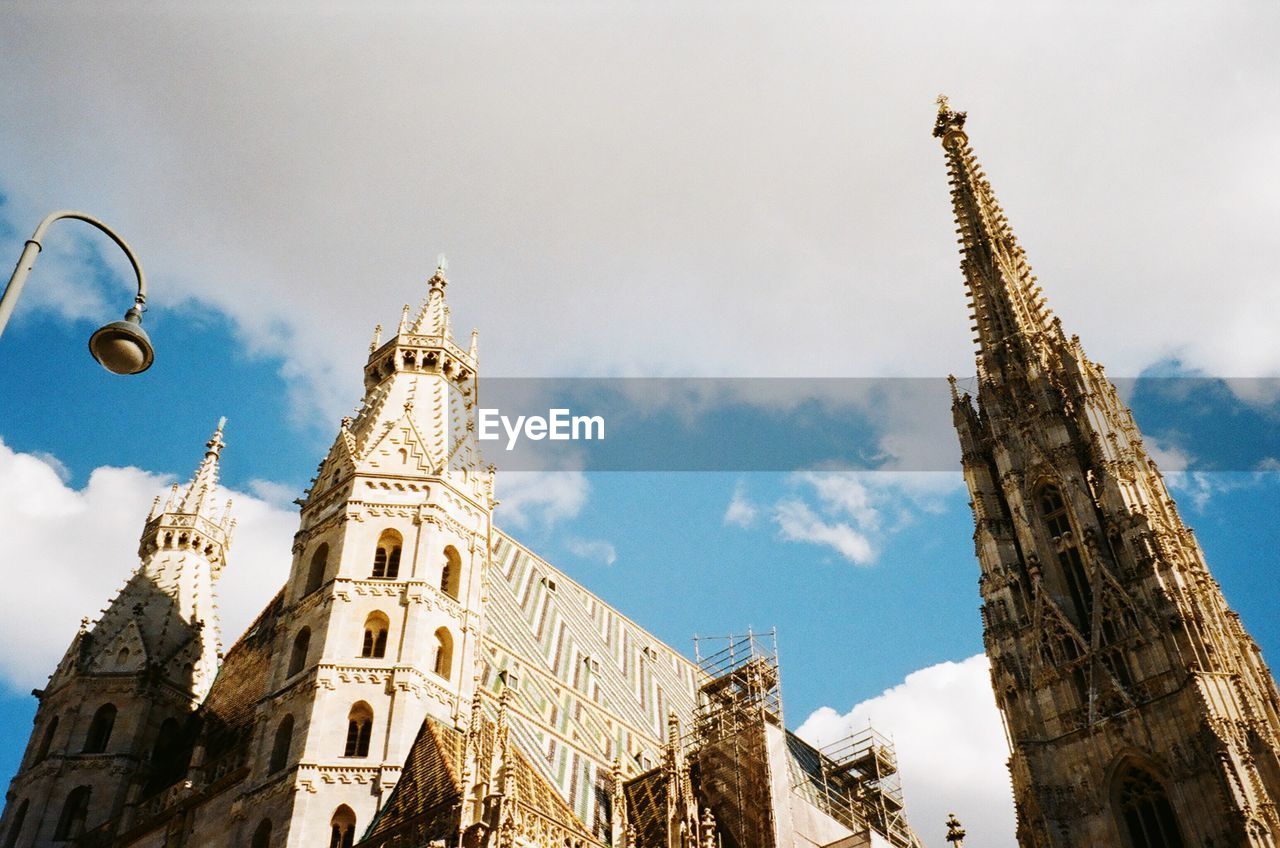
left=0, top=210, right=154, bottom=374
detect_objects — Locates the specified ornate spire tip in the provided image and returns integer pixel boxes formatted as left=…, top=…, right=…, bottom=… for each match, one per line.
left=933, top=94, right=967, bottom=139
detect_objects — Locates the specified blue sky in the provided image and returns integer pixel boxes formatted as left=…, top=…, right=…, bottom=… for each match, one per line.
left=2, top=5, right=1279, bottom=846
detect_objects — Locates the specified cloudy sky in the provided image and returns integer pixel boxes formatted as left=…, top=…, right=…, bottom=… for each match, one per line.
left=1, top=3, right=1279, bottom=846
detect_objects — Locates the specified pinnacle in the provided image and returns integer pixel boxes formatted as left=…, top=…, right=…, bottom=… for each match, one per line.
left=178, top=419, right=228, bottom=515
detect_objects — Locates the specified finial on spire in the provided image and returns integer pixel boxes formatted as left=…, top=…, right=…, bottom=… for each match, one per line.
left=428, top=253, right=448, bottom=292
left=933, top=94, right=967, bottom=139
left=945, top=813, right=966, bottom=845
left=205, top=417, right=227, bottom=460
left=370, top=323, right=382, bottom=352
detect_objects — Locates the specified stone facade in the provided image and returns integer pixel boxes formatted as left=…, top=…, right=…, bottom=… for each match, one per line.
left=0, top=266, right=923, bottom=848
left=938, top=98, right=1280, bottom=846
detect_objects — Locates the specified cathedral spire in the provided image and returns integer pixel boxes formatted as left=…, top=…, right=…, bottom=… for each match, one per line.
left=411, top=257, right=452, bottom=337
left=934, top=97, right=1062, bottom=378
left=178, top=417, right=227, bottom=514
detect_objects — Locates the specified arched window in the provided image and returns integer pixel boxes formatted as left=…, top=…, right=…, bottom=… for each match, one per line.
left=53, top=786, right=90, bottom=840
left=1114, top=764, right=1184, bottom=848
left=329, top=805, right=357, bottom=848
left=251, top=819, right=272, bottom=848
left=433, top=628, right=453, bottom=680
left=83, top=703, right=117, bottom=753
left=33, top=714, right=58, bottom=764
left=305, top=543, right=329, bottom=596
left=344, top=702, right=373, bottom=758
left=371, top=530, right=403, bottom=580
left=3, top=798, right=28, bottom=848
left=1037, top=483, right=1093, bottom=627
left=362, top=612, right=390, bottom=659
left=152, top=717, right=180, bottom=763
left=269, top=715, right=294, bottom=774
left=288, top=628, right=311, bottom=677
left=441, top=546, right=461, bottom=599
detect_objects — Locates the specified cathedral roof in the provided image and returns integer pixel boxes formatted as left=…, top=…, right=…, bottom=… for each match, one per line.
left=200, top=589, right=286, bottom=778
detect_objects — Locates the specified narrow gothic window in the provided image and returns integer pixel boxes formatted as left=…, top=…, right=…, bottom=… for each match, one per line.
left=83, top=703, right=117, bottom=753
left=288, top=628, right=311, bottom=677
left=372, top=530, right=403, bottom=579
left=152, top=717, right=180, bottom=764
left=1038, top=484, right=1093, bottom=627
left=33, top=714, right=58, bottom=764
left=1114, top=764, right=1184, bottom=848
left=251, top=819, right=272, bottom=848
left=3, top=798, right=28, bottom=848
left=269, top=715, right=294, bottom=773
left=433, top=627, right=454, bottom=680
left=1038, top=485, right=1072, bottom=538
left=305, top=543, right=329, bottom=596
left=441, top=545, right=461, bottom=599
left=53, top=786, right=90, bottom=840
left=329, top=805, right=357, bottom=848
left=362, top=612, right=390, bottom=659
left=344, top=702, right=373, bottom=757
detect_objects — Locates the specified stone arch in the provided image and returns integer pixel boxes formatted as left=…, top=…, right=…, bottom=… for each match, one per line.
left=362, top=611, right=390, bottom=658
left=54, top=786, right=90, bottom=840
left=330, top=804, right=357, bottom=848
left=1108, top=755, right=1185, bottom=848
left=305, top=543, right=329, bottom=596
left=372, top=529, right=403, bottom=579
left=433, top=627, right=454, bottom=680
left=152, top=716, right=180, bottom=763
left=33, top=714, right=58, bottom=764
left=344, top=701, right=373, bottom=757
left=269, top=715, right=294, bottom=773
left=83, top=703, right=117, bottom=753
left=2, top=798, right=28, bottom=848
left=251, top=819, right=272, bottom=848
left=288, top=628, right=311, bottom=677
left=441, top=545, right=462, bottom=600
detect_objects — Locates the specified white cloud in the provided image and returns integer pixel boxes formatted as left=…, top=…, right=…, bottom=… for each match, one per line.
left=1, top=5, right=1279, bottom=426
left=493, top=470, right=590, bottom=530
left=564, top=537, right=618, bottom=567
left=797, top=654, right=1016, bottom=848
left=731, top=471, right=964, bottom=565
left=793, top=471, right=881, bottom=530
left=723, top=480, right=758, bottom=528
left=247, top=477, right=302, bottom=507
left=0, top=438, right=296, bottom=690
left=773, top=498, right=874, bottom=565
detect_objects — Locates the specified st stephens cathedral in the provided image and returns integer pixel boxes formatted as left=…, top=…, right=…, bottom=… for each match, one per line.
left=2, top=102, right=1277, bottom=848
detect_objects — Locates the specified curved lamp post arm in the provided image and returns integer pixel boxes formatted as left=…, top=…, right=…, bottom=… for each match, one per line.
left=0, top=209, right=148, bottom=338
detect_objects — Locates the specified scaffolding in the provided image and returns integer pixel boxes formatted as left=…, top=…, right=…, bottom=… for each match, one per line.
left=811, top=727, right=922, bottom=848
left=691, top=630, right=781, bottom=848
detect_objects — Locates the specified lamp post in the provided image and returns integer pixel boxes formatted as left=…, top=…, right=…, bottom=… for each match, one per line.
left=0, top=210, right=155, bottom=374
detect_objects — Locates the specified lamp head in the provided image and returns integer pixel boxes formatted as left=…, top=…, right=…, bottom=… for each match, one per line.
left=89, top=304, right=154, bottom=375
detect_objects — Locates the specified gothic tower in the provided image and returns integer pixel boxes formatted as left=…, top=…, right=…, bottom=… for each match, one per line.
left=1, top=423, right=233, bottom=846
left=232, top=264, right=495, bottom=847
left=937, top=98, right=1280, bottom=846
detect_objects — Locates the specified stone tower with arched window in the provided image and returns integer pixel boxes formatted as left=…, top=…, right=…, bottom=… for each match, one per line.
left=0, top=423, right=233, bottom=846
left=938, top=99, right=1280, bottom=846
left=227, top=263, right=495, bottom=847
